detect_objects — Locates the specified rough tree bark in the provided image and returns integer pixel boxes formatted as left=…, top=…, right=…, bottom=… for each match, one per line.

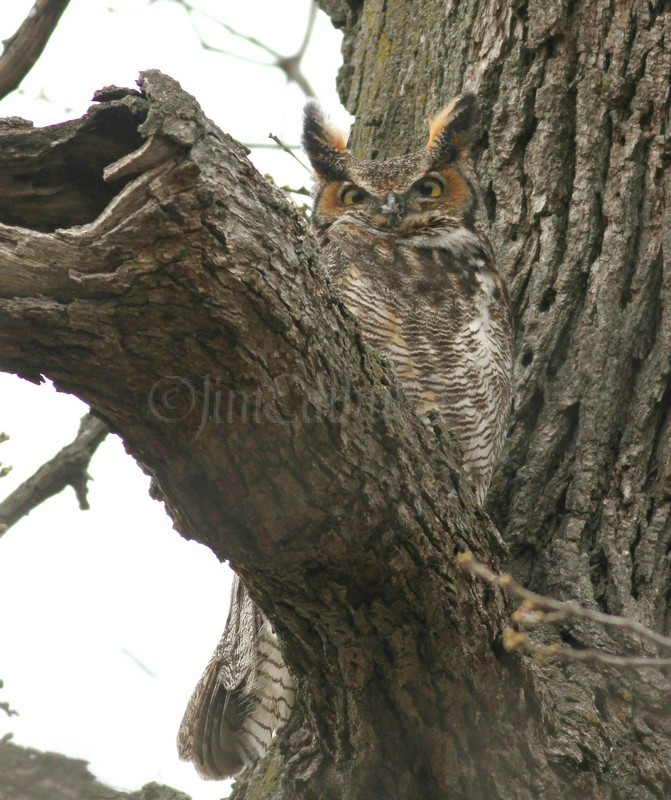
left=0, top=71, right=516, bottom=800
left=0, top=2, right=669, bottom=799
left=324, top=0, right=671, bottom=795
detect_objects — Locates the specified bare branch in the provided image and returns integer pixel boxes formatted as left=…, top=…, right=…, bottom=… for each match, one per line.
left=166, top=0, right=318, bottom=97
left=242, top=141, right=302, bottom=150
left=268, top=132, right=310, bottom=171
left=501, top=630, right=671, bottom=669
left=0, top=702, right=18, bottom=718
left=278, top=185, right=311, bottom=197
left=0, top=0, right=72, bottom=102
left=0, top=432, right=10, bottom=488
left=273, top=0, right=318, bottom=96
left=0, top=413, right=108, bottom=535
left=294, top=0, right=318, bottom=63
left=458, top=552, right=671, bottom=666
left=0, top=680, right=18, bottom=718
left=198, top=12, right=283, bottom=60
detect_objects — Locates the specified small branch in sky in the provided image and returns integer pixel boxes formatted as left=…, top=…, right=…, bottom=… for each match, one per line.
left=242, top=142, right=301, bottom=150
left=121, top=648, right=157, bottom=678
left=0, top=702, right=18, bottom=718
left=0, top=413, right=108, bottom=536
left=458, top=551, right=671, bottom=667
left=0, top=679, right=18, bottom=718
left=272, top=0, right=318, bottom=97
left=0, top=432, right=11, bottom=487
left=268, top=132, right=311, bottom=172
left=163, top=0, right=319, bottom=97
left=0, top=0, right=72, bottom=102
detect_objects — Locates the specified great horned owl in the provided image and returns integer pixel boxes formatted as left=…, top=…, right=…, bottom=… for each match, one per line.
left=178, top=95, right=513, bottom=779
left=305, top=93, right=513, bottom=502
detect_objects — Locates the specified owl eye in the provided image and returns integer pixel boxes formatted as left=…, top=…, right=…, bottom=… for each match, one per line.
left=340, top=184, right=367, bottom=206
left=416, top=176, right=445, bottom=198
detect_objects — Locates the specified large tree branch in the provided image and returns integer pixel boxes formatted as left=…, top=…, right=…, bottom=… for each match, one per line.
left=0, top=0, right=72, bottom=101
left=0, top=70, right=525, bottom=798
left=0, top=71, right=667, bottom=798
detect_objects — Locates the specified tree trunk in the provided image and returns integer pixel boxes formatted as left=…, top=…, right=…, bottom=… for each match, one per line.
left=0, top=0, right=669, bottom=796
left=320, top=0, right=671, bottom=796
left=330, top=0, right=670, bottom=616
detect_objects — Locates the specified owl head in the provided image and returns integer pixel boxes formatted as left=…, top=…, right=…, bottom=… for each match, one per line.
left=302, top=95, right=479, bottom=236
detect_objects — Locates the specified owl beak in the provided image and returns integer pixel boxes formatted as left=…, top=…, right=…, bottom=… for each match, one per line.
left=380, top=191, right=403, bottom=227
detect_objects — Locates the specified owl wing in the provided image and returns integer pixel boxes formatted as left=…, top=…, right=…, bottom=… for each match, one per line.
left=177, top=575, right=295, bottom=778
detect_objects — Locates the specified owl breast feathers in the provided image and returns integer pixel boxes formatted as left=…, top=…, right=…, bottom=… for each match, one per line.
left=302, top=94, right=513, bottom=503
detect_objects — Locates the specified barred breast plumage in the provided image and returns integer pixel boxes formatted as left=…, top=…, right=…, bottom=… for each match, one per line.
left=324, top=220, right=512, bottom=503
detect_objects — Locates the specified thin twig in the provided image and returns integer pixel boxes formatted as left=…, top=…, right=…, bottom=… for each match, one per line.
left=279, top=185, right=311, bottom=197
left=502, top=629, right=671, bottom=668
left=294, top=0, right=318, bottom=63
left=0, top=432, right=10, bottom=487
left=242, top=142, right=302, bottom=150
left=268, top=133, right=311, bottom=172
left=0, top=680, right=18, bottom=718
left=458, top=552, right=671, bottom=667
left=0, top=701, right=18, bottom=718
left=202, top=16, right=283, bottom=60
left=272, top=0, right=318, bottom=96
left=165, top=0, right=318, bottom=97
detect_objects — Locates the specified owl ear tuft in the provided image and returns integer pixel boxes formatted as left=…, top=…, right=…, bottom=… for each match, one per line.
left=302, top=100, right=350, bottom=180
left=426, top=93, right=478, bottom=165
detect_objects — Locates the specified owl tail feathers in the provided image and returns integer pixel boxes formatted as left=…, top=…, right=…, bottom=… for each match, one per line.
left=177, top=577, right=296, bottom=780
left=177, top=655, right=248, bottom=778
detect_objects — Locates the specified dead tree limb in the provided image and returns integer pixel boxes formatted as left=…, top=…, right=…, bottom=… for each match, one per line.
left=0, top=0, right=72, bottom=101
left=0, top=413, right=108, bottom=535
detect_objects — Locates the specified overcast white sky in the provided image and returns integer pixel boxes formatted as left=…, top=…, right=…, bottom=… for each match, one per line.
left=0, top=2, right=346, bottom=797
